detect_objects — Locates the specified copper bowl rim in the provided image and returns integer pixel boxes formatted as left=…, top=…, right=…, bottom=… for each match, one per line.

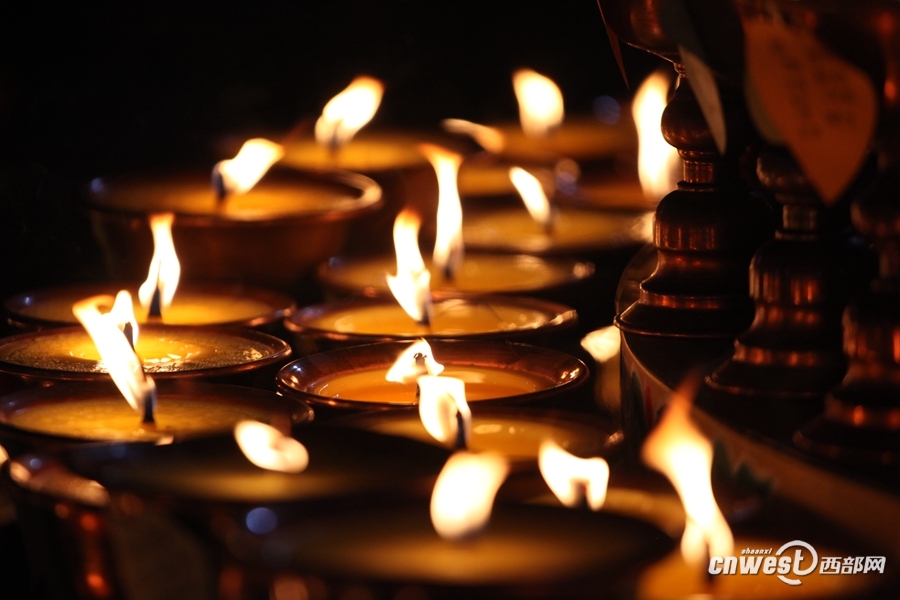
left=462, top=206, right=651, bottom=256
left=278, top=128, right=437, bottom=172
left=0, top=325, right=292, bottom=383
left=0, top=380, right=312, bottom=446
left=276, top=339, right=589, bottom=410
left=4, top=281, right=296, bottom=331
left=83, top=167, right=383, bottom=227
left=283, top=296, right=579, bottom=344
left=316, top=253, right=596, bottom=300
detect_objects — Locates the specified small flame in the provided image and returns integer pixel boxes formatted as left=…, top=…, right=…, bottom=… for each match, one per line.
left=234, top=421, right=309, bottom=474
left=641, top=378, right=734, bottom=565
left=633, top=70, right=682, bottom=201
left=73, top=295, right=155, bottom=414
left=418, top=375, right=471, bottom=447
left=419, top=143, right=464, bottom=280
left=509, top=167, right=555, bottom=230
left=385, top=339, right=444, bottom=384
left=109, top=290, right=140, bottom=346
left=580, top=325, right=620, bottom=364
left=430, top=451, right=509, bottom=540
left=315, top=76, right=384, bottom=148
left=138, top=213, right=181, bottom=314
left=386, top=209, right=433, bottom=324
left=213, top=138, right=284, bottom=197
left=513, top=69, right=565, bottom=138
left=538, top=440, right=609, bottom=510
left=441, top=119, right=505, bottom=153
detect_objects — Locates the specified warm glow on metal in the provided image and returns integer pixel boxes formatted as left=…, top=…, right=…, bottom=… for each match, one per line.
left=509, top=167, right=555, bottom=230
left=441, top=118, right=505, bottom=153
left=418, top=375, right=471, bottom=447
left=641, top=378, right=734, bottom=565
left=138, top=213, right=181, bottom=312
left=0, top=445, right=8, bottom=466
left=72, top=295, right=155, bottom=414
left=513, top=69, right=565, bottom=137
left=633, top=70, right=682, bottom=202
left=234, top=421, right=309, bottom=474
left=538, top=440, right=609, bottom=510
left=430, top=451, right=509, bottom=540
left=420, top=143, right=464, bottom=280
left=213, top=138, right=284, bottom=196
left=385, top=339, right=444, bottom=384
left=386, top=209, right=433, bottom=324
left=315, top=76, right=384, bottom=148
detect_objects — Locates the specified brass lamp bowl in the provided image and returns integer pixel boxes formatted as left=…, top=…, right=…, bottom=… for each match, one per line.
left=85, top=168, right=382, bottom=294
left=0, top=380, right=311, bottom=457
left=4, top=282, right=295, bottom=332
left=0, top=325, right=292, bottom=394
left=284, top=296, right=579, bottom=355
left=276, top=340, right=590, bottom=415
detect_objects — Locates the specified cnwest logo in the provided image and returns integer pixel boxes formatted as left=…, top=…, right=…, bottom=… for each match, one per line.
left=708, top=540, right=886, bottom=586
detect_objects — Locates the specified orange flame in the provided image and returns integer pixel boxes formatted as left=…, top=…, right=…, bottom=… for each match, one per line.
left=513, top=69, right=565, bottom=137
left=386, top=209, right=432, bottom=324
left=72, top=295, right=155, bottom=414
left=385, top=339, right=444, bottom=384
left=138, top=213, right=181, bottom=314
left=419, top=143, right=464, bottom=280
left=633, top=70, right=682, bottom=201
left=538, top=440, right=609, bottom=510
left=641, top=378, right=734, bottom=565
left=430, top=451, right=509, bottom=540
left=234, top=421, right=309, bottom=474
left=213, top=138, right=284, bottom=196
left=441, top=118, right=505, bottom=153
left=417, top=375, right=471, bottom=447
left=315, top=76, right=384, bottom=148
left=509, top=167, right=555, bottom=230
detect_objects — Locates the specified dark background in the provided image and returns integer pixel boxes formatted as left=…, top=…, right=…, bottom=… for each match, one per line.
left=0, top=0, right=661, bottom=301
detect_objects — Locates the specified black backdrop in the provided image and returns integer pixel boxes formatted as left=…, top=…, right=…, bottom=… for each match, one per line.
left=0, top=0, right=661, bottom=302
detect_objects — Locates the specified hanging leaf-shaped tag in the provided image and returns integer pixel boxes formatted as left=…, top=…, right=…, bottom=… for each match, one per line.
left=744, top=75, right=784, bottom=145
left=680, top=45, right=727, bottom=154
left=744, top=19, right=877, bottom=203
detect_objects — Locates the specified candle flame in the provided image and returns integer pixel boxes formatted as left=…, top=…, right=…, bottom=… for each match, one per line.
left=72, top=295, right=155, bottom=415
left=109, top=290, right=140, bottom=346
left=430, top=451, right=509, bottom=540
left=538, top=440, right=609, bottom=510
left=385, top=339, right=444, bottom=384
left=315, top=76, right=384, bottom=148
left=234, top=421, right=309, bottom=474
left=138, top=213, right=181, bottom=314
left=580, top=325, right=620, bottom=364
left=420, top=143, right=464, bottom=280
left=509, top=167, right=555, bottom=230
left=386, top=209, right=433, bottom=324
left=441, top=118, right=505, bottom=153
left=513, top=69, right=565, bottom=138
left=213, top=138, right=284, bottom=196
left=633, top=69, right=682, bottom=201
left=641, top=377, right=734, bottom=565
left=418, top=375, right=471, bottom=448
